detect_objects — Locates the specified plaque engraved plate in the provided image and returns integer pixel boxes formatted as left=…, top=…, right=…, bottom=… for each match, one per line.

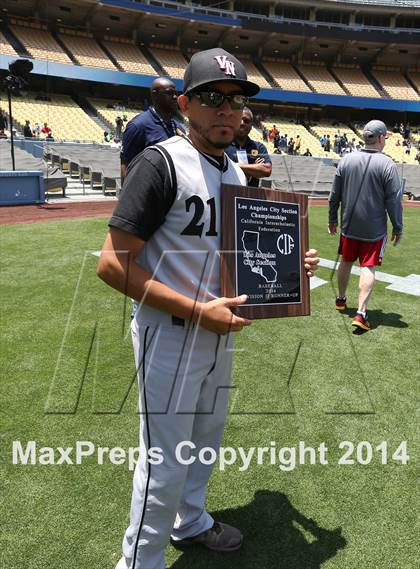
left=221, top=184, right=309, bottom=319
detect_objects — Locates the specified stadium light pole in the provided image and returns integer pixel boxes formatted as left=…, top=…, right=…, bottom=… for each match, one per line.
left=6, top=85, right=15, bottom=170
left=3, top=58, right=33, bottom=171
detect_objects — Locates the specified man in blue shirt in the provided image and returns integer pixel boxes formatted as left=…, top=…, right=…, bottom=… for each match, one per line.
left=225, top=107, right=272, bottom=187
left=120, top=77, right=185, bottom=180
left=121, top=77, right=185, bottom=317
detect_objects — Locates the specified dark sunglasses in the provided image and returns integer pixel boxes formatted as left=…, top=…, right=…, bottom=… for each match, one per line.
left=152, top=88, right=178, bottom=97
left=190, top=91, right=248, bottom=110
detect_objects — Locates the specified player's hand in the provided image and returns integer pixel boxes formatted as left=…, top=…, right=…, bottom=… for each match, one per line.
left=197, top=295, right=252, bottom=335
left=391, top=232, right=402, bottom=246
left=328, top=223, right=337, bottom=235
left=255, top=157, right=265, bottom=164
left=304, top=249, right=319, bottom=277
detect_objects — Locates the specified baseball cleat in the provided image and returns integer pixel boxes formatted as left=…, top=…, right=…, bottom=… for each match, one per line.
left=170, top=521, right=243, bottom=552
left=335, top=297, right=347, bottom=310
left=352, top=313, right=371, bottom=330
left=115, top=557, right=128, bottom=569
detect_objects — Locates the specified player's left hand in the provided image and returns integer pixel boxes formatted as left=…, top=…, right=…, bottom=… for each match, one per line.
left=255, top=157, right=265, bottom=163
left=391, top=232, right=402, bottom=246
left=304, top=249, right=319, bottom=277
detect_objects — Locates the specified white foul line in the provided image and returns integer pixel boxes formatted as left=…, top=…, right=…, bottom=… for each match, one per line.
left=319, top=258, right=420, bottom=297
left=89, top=252, right=419, bottom=297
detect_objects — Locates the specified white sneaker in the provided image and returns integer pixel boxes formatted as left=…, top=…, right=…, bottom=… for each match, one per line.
left=115, top=557, right=128, bottom=569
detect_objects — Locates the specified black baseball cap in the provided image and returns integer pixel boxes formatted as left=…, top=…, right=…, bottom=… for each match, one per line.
left=183, top=48, right=260, bottom=97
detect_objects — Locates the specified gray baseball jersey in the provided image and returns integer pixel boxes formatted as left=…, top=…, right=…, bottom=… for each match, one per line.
left=328, top=148, right=403, bottom=242
left=110, top=135, right=246, bottom=302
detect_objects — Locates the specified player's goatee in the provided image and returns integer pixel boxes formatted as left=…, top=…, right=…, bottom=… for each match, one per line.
left=189, top=118, right=233, bottom=149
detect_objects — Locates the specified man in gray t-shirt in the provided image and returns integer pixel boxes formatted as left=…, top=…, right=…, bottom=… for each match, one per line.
left=328, top=120, right=403, bottom=331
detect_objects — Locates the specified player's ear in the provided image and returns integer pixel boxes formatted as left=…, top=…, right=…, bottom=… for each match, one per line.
left=177, top=94, right=190, bottom=114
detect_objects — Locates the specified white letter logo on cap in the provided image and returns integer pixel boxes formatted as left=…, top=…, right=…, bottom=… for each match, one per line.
left=214, top=55, right=236, bottom=77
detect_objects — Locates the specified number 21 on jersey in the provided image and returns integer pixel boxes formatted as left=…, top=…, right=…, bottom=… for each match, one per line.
left=181, top=196, right=218, bottom=237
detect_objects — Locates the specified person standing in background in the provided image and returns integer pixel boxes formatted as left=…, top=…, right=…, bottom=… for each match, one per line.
left=328, top=120, right=403, bottom=331
left=115, top=116, right=124, bottom=141
left=295, top=134, right=301, bottom=155
left=120, top=77, right=186, bottom=318
left=41, top=122, right=51, bottom=137
left=23, top=120, right=33, bottom=138
left=33, top=122, right=41, bottom=138
left=0, top=110, right=8, bottom=132
left=120, top=77, right=185, bottom=181
left=225, top=106, right=272, bottom=187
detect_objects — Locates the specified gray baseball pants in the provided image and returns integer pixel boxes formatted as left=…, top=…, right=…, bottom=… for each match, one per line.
left=119, top=305, right=233, bottom=569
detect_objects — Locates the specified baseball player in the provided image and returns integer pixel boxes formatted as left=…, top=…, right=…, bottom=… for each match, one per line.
left=328, top=119, right=403, bottom=330
left=97, top=48, right=319, bottom=569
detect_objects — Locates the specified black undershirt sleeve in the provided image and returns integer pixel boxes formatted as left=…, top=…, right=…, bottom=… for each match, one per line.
left=108, top=147, right=176, bottom=241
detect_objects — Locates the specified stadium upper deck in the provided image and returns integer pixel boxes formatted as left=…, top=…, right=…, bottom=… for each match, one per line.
left=0, top=0, right=419, bottom=155
left=1, top=10, right=419, bottom=102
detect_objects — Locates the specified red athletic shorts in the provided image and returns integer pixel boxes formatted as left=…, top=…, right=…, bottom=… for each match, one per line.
left=339, top=235, right=387, bottom=266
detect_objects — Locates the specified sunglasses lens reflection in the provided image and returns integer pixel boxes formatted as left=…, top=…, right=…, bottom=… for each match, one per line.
left=195, top=92, right=248, bottom=110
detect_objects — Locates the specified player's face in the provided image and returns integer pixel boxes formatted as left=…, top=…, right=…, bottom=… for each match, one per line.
left=178, top=82, right=244, bottom=152
left=237, top=110, right=253, bottom=138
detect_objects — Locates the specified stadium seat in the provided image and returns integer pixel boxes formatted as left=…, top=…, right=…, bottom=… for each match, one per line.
left=10, top=25, right=72, bottom=65
left=261, top=60, right=311, bottom=92
left=150, top=45, right=188, bottom=79
left=102, top=38, right=155, bottom=75
left=88, top=99, right=142, bottom=131
left=371, top=67, right=420, bottom=101
left=407, top=71, right=420, bottom=95
left=259, top=117, right=329, bottom=158
left=310, top=121, right=362, bottom=157
left=409, top=125, right=420, bottom=144
left=0, top=31, right=18, bottom=57
left=238, top=55, right=272, bottom=89
left=298, top=64, right=346, bottom=96
left=0, top=92, right=104, bottom=143
left=58, top=31, right=117, bottom=70
left=331, top=66, right=379, bottom=98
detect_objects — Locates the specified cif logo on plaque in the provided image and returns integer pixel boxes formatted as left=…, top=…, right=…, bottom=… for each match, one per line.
left=277, top=233, right=295, bottom=255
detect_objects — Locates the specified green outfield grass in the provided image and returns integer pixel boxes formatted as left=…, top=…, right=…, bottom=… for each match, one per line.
left=1, top=206, right=418, bottom=569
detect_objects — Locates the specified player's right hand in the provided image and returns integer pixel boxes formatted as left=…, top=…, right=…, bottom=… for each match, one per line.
left=197, top=295, right=252, bottom=335
left=328, top=223, right=337, bottom=235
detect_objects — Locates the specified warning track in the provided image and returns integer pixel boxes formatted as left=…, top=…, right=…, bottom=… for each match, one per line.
left=0, top=198, right=418, bottom=226
left=0, top=201, right=116, bottom=225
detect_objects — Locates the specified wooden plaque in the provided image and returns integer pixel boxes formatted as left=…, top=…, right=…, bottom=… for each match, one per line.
left=221, top=184, right=310, bottom=319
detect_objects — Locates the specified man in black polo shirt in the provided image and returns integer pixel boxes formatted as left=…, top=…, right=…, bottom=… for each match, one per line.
left=120, top=77, right=185, bottom=180
left=225, top=107, right=272, bottom=187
